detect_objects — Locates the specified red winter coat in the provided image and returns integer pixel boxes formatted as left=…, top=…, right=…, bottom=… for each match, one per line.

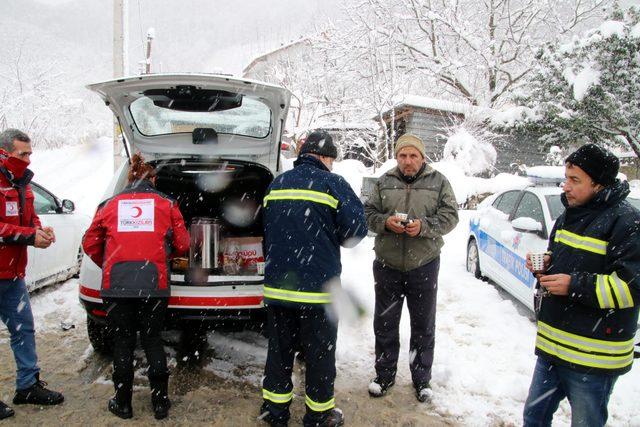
left=0, top=157, right=40, bottom=280
left=82, top=180, right=189, bottom=298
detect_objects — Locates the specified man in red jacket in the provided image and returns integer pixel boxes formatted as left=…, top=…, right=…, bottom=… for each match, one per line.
left=0, top=129, right=64, bottom=420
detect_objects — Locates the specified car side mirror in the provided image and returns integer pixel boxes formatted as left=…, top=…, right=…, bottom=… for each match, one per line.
left=511, top=217, right=542, bottom=234
left=61, top=199, right=75, bottom=213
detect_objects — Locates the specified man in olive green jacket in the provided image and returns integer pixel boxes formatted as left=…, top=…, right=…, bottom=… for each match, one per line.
left=364, top=134, right=458, bottom=403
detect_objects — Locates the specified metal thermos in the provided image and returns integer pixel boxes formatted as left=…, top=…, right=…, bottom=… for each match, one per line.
left=189, top=217, right=221, bottom=271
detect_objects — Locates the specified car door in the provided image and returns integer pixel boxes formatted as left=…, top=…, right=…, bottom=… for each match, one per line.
left=504, top=191, right=548, bottom=310
left=25, top=184, right=76, bottom=284
left=474, top=190, right=522, bottom=281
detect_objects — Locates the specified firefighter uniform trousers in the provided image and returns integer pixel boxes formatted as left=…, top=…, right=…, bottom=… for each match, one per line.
left=262, top=304, right=338, bottom=424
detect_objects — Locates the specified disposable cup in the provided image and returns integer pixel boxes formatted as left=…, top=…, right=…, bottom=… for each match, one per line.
left=530, top=252, right=546, bottom=272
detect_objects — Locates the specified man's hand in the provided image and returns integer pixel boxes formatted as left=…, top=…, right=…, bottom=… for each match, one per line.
left=42, top=226, right=56, bottom=243
left=34, top=229, right=53, bottom=249
left=404, top=219, right=421, bottom=237
left=385, top=215, right=406, bottom=234
left=538, top=274, right=571, bottom=296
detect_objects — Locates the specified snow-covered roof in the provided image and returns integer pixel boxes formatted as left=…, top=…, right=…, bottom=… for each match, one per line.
left=304, top=121, right=379, bottom=131
left=379, top=94, right=494, bottom=119
left=242, top=37, right=311, bottom=76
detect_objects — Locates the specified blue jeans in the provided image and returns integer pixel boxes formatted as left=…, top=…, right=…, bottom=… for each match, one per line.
left=523, top=357, right=618, bottom=427
left=0, top=278, right=40, bottom=390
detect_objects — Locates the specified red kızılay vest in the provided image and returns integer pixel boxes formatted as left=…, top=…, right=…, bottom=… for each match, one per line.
left=82, top=180, right=189, bottom=298
left=0, top=162, right=40, bottom=280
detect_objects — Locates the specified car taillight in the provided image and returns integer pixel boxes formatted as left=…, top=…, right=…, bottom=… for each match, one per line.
left=92, top=309, right=107, bottom=317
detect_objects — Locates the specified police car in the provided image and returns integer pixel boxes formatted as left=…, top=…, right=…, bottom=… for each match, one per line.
left=466, top=167, right=640, bottom=355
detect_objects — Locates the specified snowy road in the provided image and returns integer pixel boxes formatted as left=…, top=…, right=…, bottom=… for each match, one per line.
left=1, top=211, right=637, bottom=425
left=1, top=140, right=638, bottom=425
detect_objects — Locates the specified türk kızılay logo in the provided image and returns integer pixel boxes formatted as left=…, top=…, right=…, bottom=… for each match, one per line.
left=117, top=199, right=155, bottom=232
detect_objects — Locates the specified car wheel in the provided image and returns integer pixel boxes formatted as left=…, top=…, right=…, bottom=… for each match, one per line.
left=87, top=316, right=114, bottom=356
left=467, top=239, right=483, bottom=280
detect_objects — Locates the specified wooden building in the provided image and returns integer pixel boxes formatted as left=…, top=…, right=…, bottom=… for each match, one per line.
left=379, top=95, right=547, bottom=173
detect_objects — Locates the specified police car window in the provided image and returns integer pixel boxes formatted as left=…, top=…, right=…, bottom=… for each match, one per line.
left=513, top=192, right=544, bottom=225
left=492, top=194, right=503, bottom=209
left=545, top=195, right=564, bottom=221
left=495, top=191, right=520, bottom=215
left=32, top=185, right=58, bottom=215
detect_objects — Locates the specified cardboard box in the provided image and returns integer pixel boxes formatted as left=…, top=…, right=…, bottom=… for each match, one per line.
left=222, top=236, right=264, bottom=275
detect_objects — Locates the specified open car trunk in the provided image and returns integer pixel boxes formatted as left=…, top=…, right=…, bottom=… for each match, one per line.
left=149, top=158, right=273, bottom=285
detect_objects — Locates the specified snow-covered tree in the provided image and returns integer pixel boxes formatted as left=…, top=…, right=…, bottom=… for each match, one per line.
left=545, top=146, right=565, bottom=166
left=0, top=39, right=109, bottom=148
left=314, top=22, right=411, bottom=161
left=442, top=118, right=499, bottom=175
left=501, top=6, right=640, bottom=157
left=328, top=0, right=610, bottom=108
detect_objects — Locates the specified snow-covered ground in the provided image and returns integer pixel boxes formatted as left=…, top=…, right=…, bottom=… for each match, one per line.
left=25, top=138, right=640, bottom=426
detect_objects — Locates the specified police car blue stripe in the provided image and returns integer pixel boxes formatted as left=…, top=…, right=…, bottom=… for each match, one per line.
left=470, top=221, right=536, bottom=289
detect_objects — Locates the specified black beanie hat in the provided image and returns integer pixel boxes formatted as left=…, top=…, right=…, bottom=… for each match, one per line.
left=299, top=130, right=338, bottom=159
left=565, top=144, right=619, bottom=186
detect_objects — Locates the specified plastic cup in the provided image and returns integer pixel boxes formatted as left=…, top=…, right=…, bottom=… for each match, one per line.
left=530, top=252, right=546, bottom=272
left=256, top=262, right=265, bottom=275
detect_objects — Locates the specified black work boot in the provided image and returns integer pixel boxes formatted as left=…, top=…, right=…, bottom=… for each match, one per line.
left=317, top=408, right=345, bottom=427
left=13, top=375, right=64, bottom=405
left=367, top=376, right=395, bottom=398
left=108, top=382, right=133, bottom=419
left=149, top=376, right=171, bottom=420
left=415, top=383, right=433, bottom=403
left=258, top=402, right=289, bottom=427
left=0, top=400, right=15, bottom=420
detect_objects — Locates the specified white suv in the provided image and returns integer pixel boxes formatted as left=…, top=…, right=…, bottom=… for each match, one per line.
left=79, top=74, right=290, bottom=354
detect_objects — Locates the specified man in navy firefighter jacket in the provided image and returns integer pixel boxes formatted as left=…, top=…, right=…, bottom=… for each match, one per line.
left=523, top=144, right=640, bottom=427
left=259, top=130, right=367, bottom=427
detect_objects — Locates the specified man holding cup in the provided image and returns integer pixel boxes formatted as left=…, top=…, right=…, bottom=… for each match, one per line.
left=523, top=144, right=640, bottom=427
left=364, top=134, right=458, bottom=402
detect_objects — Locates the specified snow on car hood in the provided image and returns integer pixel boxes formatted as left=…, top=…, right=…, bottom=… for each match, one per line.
left=87, top=74, right=291, bottom=172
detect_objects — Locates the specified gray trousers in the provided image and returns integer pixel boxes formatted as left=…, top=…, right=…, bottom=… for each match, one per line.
left=373, top=257, right=439, bottom=388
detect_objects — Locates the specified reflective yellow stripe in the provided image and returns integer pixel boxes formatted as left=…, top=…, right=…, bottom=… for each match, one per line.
left=263, top=286, right=332, bottom=304
left=537, top=321, right=633, bottom=354
left=262, top=388, right=294, bottom=404
left=607, top=272, right=635, bottom=308
left=305, top=395, right=335, bottom=412
left=596, top=275, right=615, bottom=309
left=536, top=335, right=633, bottom=370
left=554, top=229, right=607, bottom=255
left=263, top=189, right=339, bottom=209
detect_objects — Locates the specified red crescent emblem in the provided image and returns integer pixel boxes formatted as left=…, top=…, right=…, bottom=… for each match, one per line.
left=131, top=206, right=143, bottom=218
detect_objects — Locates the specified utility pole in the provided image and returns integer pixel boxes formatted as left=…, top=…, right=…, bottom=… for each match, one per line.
left=144, top=28, right=155, bottom=74
left=113, top=0, right=128, bottom=172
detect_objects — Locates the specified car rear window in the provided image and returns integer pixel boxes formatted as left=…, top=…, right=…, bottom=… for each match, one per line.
left=545, top=195, right=564, bottom=220
left=129, top=94, right=272, bottom=138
